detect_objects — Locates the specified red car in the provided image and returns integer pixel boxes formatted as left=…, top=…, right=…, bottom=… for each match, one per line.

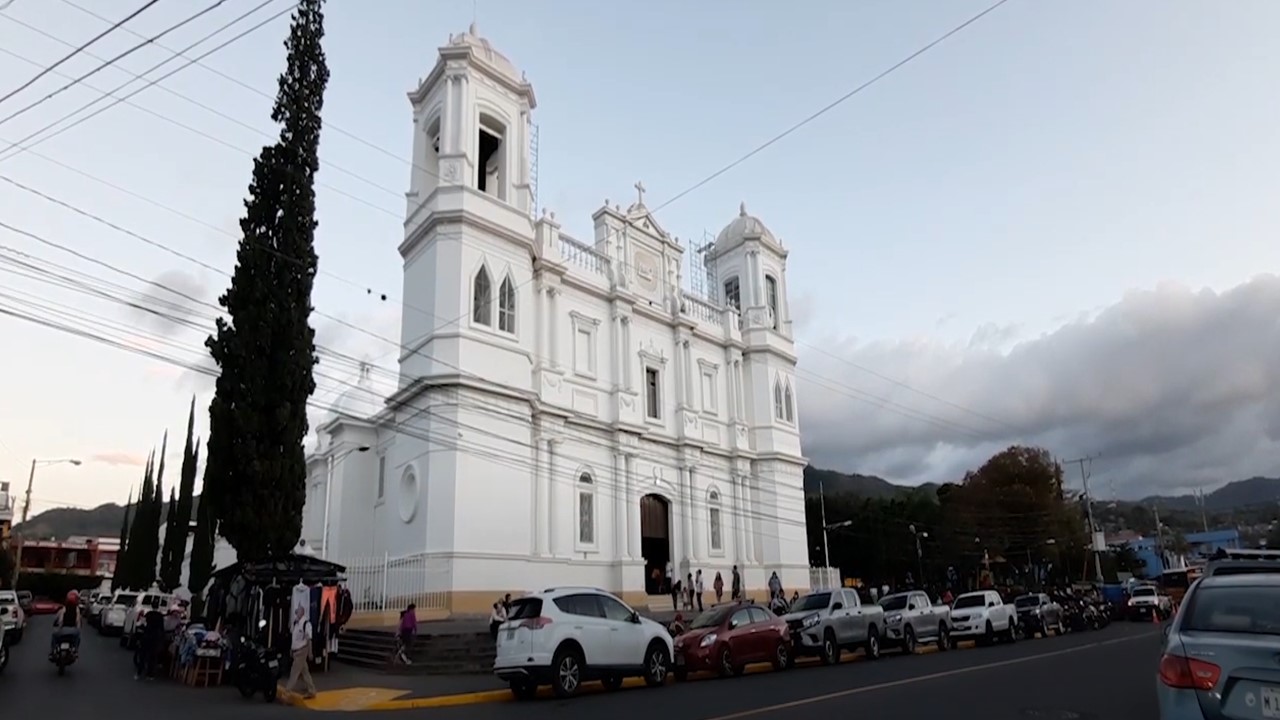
left=30, top=598, right=62, bottom=615
left=672, top=601, right=791, bottom=680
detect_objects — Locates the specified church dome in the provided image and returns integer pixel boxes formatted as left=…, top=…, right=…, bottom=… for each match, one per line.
left=713, top=202, right=780, bottom=256
left=325, top=364, right=381, bottom=423
left=448, top=23, right=521, bottom=81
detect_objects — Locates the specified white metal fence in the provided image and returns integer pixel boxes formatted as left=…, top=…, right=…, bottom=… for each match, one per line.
left=809, top=566, right=841, bottom=590
left=338, top=553, right=450, bottom=613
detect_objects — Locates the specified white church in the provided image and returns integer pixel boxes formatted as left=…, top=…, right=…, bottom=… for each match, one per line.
left=301, top=25, right=812, bottom=615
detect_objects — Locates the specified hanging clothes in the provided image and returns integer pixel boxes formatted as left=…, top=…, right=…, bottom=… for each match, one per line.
left=291, top=581, right=311, bottom=621
left=335, top=587, right=353, bottom=628
left=321, top=586, right=338, bottom=625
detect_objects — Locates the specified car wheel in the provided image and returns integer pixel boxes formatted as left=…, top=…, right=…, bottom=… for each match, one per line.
left=509, top=680, right=538, bottom=700
left=820, top=630, right=840, bottom=665
left=1006, top=622, right=1018, bottom=643
left=718, top=647, right=738, bottom=677
left=983, top=620, right=995, bottom=645
left=772, top=641, right=790, bottom=671
left=0, top=641, right=8, bottom=673
left=551, top=646, right=583, bottom=698
left=865, top=627, right=882, bottom=660
left=937, top=623, right=951, bottom=651
left=643, top=642, right=669, bottom=687
left=902, top=626, right=917, bottom=655
left=602, top=674, right=623, bottom=691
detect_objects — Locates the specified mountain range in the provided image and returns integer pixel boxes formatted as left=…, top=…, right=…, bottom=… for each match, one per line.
left=10, top=472, right=1278, bottom=540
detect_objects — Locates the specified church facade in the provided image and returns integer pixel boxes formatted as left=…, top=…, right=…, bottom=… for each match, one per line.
left=302, top=25, right=811, bottom=614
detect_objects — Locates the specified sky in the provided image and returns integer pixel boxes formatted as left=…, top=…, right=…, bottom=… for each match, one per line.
left=1, top=0, right=1278, bottom=518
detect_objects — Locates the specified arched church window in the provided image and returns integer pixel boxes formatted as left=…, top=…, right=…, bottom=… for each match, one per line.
left=765, top=275, right=779, bottom=330
left=708, top=489, right=723, bottom=553
left=577, top=472, right=595, bottom=545
left=498, top=275, right=516, bottom=334
left=477, top=113, right=508, bottom=201
left=723, top=277, right=741, bottom=311
left=773, top=378, right=784, bottom=420
left=784, top=380, right=795, bottom=423
left=472, top=266, right=493, bottom=326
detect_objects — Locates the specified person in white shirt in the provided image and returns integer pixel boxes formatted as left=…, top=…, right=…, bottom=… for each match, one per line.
left=285, top=606, right=317, bottom=699
left=694, top=570, right=705, bottom=612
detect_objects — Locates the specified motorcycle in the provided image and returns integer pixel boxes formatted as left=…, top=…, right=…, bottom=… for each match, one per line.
left=49, top=637, right=78, bottom=676
left=236, top=619, right=282, bottom=702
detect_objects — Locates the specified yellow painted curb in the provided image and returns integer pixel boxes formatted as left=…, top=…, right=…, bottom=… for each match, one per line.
left=281, top=639, right=986, bottom=711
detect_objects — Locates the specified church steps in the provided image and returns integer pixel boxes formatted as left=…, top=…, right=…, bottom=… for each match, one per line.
left=335, top=628, right=496, bottom=675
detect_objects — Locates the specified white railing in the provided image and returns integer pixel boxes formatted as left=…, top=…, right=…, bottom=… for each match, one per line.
left=559, top=234, right=610, bottom=277
left=810, top=566, right=841, bottom=591
left=681, top=292, right=724, bottom=327
left=338, top=553, right=449, bottom=613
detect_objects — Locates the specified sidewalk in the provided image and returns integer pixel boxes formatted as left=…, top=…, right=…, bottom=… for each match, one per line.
left=278, top=663, right=507, bottom=710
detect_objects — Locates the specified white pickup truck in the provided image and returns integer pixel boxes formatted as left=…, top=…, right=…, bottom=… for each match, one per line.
left=948, top=590, right=1018, bottom=645
left=879, top=590, right=953, bottom=653
left=782, top=588, right=885, bottom=664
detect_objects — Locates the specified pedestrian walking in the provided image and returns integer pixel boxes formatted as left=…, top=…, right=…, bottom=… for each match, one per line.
left=695, top=569, right=705, bottom=612
left=285, top=606, right=317, bottom=699
left=713, top=571, right=724, bottom=604
left=731, top=565, right=742, bottom=601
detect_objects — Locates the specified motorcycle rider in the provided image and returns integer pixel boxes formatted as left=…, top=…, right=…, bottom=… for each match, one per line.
left=50, top=590, right=82, bottom=655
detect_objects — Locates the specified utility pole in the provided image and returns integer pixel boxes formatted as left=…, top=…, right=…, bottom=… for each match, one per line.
left=1065, top=454, right=1104, bottom=584
left=820, top=480, right=830, bottom=568
left=20, top=458, right=35, bottom=524
left=1197, top=488, right=1209, bottom=533
left=1154, top=503, right=1166, bottom=570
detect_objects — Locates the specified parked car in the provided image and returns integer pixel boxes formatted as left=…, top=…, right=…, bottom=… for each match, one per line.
left=0, top=590, right=25, bottom=645
left=782, top=588, right=883, bottom=664
left=949, top=590, right=1018, bottom=645
left=98, top=590, right=140, bottom=636
left=1127, top=585, right=1173, bottom=621
left=30, top=597, right=62, bottom=615
left=1156, top=572, right=1280, bottom=718
left=1013, top=593, right=1064, bottom=637
left=879, top=590, right=952, bottom=653
left=493, top=586, right=672, bottom=700
left=86, top=591, right=112, bottom=627
left=122, top=591, right=174, bottom=649
left=673, top=600, right=791, bottom=681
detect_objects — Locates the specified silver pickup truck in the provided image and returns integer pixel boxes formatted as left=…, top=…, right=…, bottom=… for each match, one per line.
left=782, top=588, right=885, bottom=664
left=879, top=590, right=953, bottom=653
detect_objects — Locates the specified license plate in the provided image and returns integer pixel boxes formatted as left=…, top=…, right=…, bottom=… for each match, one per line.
left=1263, top=687, right=1280, bottom=718
left=59, top=643, right=71, bottom=650
left=268, top=660, right=279, bottom=668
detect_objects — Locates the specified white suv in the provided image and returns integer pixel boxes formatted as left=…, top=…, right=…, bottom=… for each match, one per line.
left=494, top=587, right=673, bottom=699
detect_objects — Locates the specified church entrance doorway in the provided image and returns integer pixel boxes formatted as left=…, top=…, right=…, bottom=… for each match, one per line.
left=640, top=494, right=671, bottom=595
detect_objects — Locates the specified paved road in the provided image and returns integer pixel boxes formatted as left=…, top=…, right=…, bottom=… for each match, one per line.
left=2, top=618, right=1161, bottom=718
left=422, top=622, right=1162, bottom=720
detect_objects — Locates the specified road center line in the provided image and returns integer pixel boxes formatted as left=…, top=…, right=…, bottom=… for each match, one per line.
left=702, top=632, right=1157, bottom=720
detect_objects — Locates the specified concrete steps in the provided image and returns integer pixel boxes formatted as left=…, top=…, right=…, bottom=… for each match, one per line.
left=334, top=628, right=495, bottom=675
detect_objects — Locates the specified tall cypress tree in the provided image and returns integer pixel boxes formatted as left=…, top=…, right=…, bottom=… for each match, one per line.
left=165, top=398, right=199, bottom=589
left=159, top=489, right=179, bottom=590
left=122, top=454, right=154, bottom=590
left=112, top=489, right=132, bottom=591
left=187, top=447, right=215, bottom=600
left=204, top=0, right=328, bottom=560
left=139, top=435, right=168, bottom=588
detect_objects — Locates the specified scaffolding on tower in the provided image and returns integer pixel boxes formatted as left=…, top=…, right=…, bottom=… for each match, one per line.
left=528, top=122, right=540, bottom=220
left=687, top=229, right=719, bottom=302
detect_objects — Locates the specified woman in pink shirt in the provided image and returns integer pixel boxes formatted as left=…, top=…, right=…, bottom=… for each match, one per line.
left=395, top=603, right=417, bottom=664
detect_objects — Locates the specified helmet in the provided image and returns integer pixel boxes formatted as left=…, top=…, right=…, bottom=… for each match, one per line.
left=65, top=590, right=80, bottom=606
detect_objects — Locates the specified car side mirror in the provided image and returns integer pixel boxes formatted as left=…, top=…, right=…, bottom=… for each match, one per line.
left=908, top=604, right=917, bottom=611
left=831, top=603, right=843, bottom=611
left=1161, top=624, right=1171, bottom=639
left=728, top=620, right=738, bottom=630
left=988, top=602, right=996, bottom=608
left=630, top=611, right=641, bottom=624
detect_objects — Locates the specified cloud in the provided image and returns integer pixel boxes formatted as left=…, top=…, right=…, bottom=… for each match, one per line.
left=126, top=269, right=218, bottom=338
left=798, top=274, right=1280, bottom=498
left=90, top=451, right=147, bottom=467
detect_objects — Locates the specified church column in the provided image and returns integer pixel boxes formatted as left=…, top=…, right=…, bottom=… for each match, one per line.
left=689, top=466, right=704, bottom=564
left=442, top=76, right=455, bottom=154
left=535, top=437, right=550, bottom=556
left=623, top=318, right=633, bottom=390
left=684, top=341, right=695, bottom=409
left=625, top=454, right=640, bottom=559
left=534, top=284, right=545, bottom=369
left=730, top=474, right=745, bottom=566
left=613, top=451, right=626, bottom=560
left=547, top=438, right=560, bottom=556
left=548, top=288, right=560, bottom=370
left=679, top=465, right=694, bottom=568
left=672, top=334, right=686, bottom=408
left=745, top=475, right=758, bottom=565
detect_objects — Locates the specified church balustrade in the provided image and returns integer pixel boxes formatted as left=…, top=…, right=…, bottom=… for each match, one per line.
left=558, top=234, right=611, bottom=277
left=680, top=291, right=723, bottom=328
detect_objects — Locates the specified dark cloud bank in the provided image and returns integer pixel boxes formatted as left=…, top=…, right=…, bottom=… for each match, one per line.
left=799, top=274, right=1280, bottom=498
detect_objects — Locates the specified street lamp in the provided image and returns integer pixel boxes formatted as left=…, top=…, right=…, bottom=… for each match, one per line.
left=909, top=524, right=928, bottom=586
left=822, top=519, right=852, bottom=570
left=322, top=445, right=370, bottom=558
left=20, top=457, right=83, bottom=524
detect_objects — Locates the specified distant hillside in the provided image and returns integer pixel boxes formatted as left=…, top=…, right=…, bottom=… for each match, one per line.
left=13, top=496, right=202, bottom=541
left=803, top=467, right=937, bottom=500
left=1138, top=476, right=1280, bottom=512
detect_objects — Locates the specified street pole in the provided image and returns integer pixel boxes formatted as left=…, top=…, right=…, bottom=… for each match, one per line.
left=1154, top=504, right=1166, bottom=571
left=322, top=454, right=334, bottom=558
left=915, top=533, right=924, bottom=586
left=1198, top=489, right=1208, bottom=533
left=1066, top=455, right=1104, bottom=584
left=20, top=458, right=35, bottom=525
left=15, top=457, right=81, bottom=584
left=820, top=480, right=831, bottom=569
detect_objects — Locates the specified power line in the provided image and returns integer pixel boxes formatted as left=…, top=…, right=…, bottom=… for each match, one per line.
left=0, top=0, right=161, bottom=110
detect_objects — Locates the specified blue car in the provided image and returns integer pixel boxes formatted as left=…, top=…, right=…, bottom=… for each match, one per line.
left=1157, top=572, right=1280, bottom=719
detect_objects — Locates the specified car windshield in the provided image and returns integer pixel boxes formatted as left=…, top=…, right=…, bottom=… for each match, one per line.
left=1015, top=596, right=1041, bottom=608
left=954, top=594, right=987, bottom=609
left=1185, top=586, right=1280, bottom=636
left=1133, top=587, right=1156, bottom=597
left=115, top=593, right=138, bottom=606
left=791, top=593, right=831, bottom=612
left=879, top=595, right=909, bottom=611
left=690, top=607, right=732, bottom=629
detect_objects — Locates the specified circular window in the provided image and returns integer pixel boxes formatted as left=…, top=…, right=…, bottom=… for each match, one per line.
left=399, top=466, right=419, bottom=523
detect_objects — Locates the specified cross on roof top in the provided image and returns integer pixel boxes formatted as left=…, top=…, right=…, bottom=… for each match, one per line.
left=634, top=180, right=646, bottom=207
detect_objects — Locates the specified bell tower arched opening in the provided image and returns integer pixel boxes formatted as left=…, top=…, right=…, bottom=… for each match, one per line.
left=476, top=112, right=508, bottom=201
